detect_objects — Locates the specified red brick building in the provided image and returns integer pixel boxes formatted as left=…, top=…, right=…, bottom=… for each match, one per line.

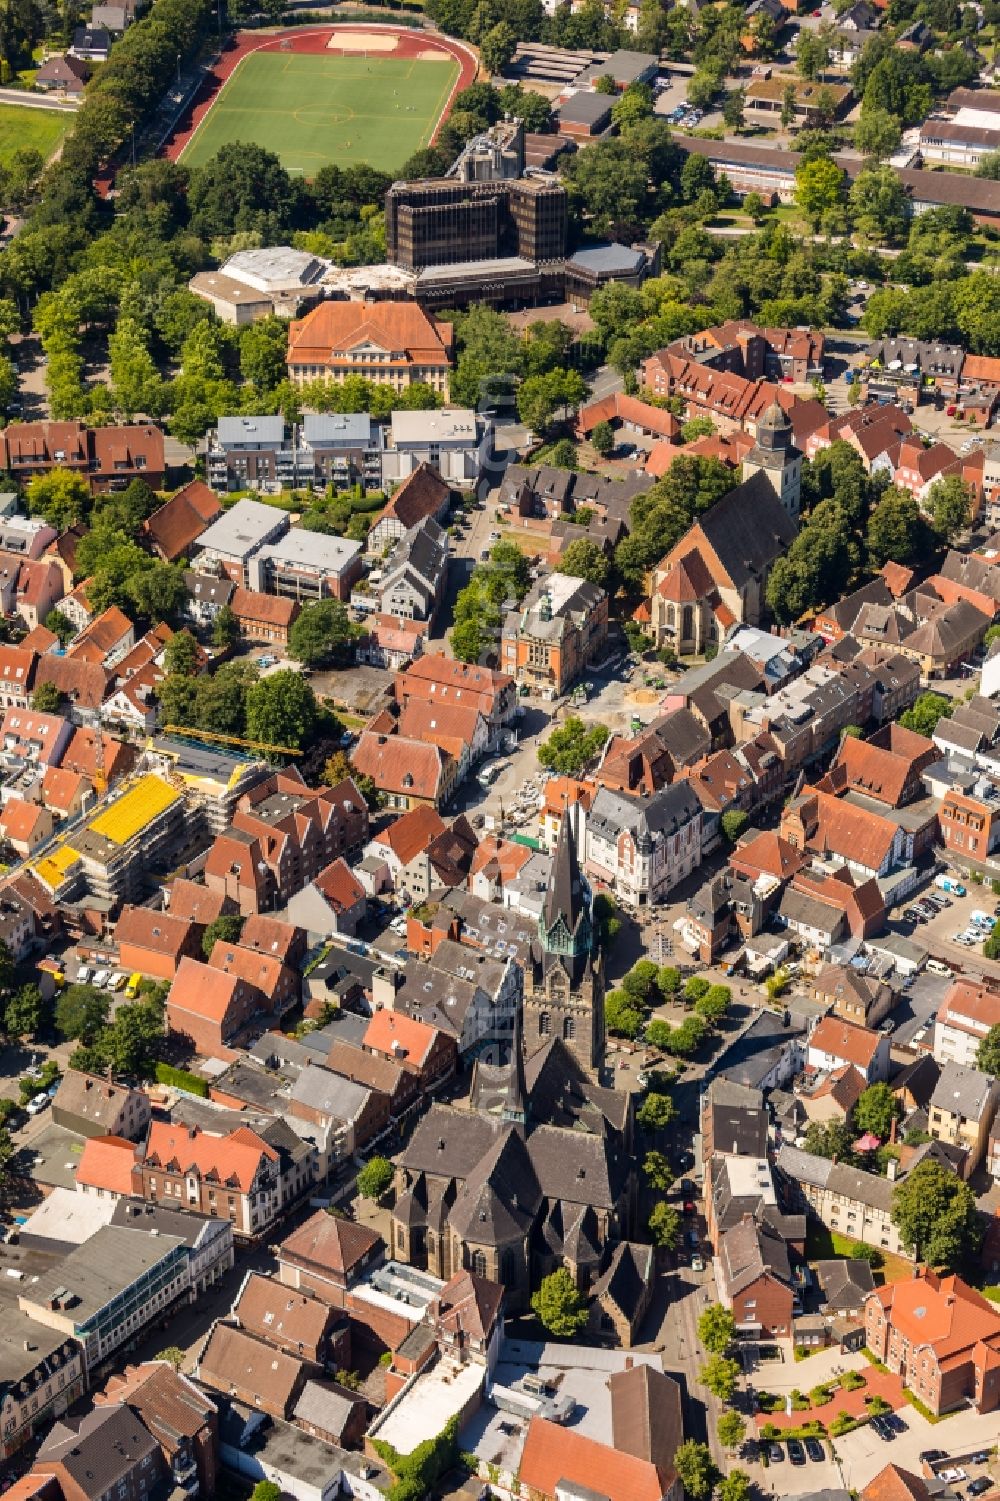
left=864, top=1269, right=1000, bottom=1416
left=137, top=1121, right=281, bottom=1239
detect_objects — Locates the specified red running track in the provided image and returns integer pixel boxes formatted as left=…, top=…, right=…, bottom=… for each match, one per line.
left=161, top=24, right=478, bottom=165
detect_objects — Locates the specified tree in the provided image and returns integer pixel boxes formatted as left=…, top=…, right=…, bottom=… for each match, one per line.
left=163, top=631, right=199, bottom=678
left=891, top=1158, right=983, bottom=1267
left=201, top=913, right=245, bottom=960
left=700, top=1354, right=740, bottom=1401
left=55, top=984, right=109, bottom=1045
left=695, top=985, right=731, bottom=1026
left=744, top=191, right=766, bottom=224
left=720, top=809, right=749, bottom=843
left=606, top=989, right=645, bottom=1038
left=699, top=1303, right=736, bottom=1354
left=537, top=717, right=609, bottom=776
left=43, top=609, right=75, bottom=647
left=647, top=1200, right=681, bottom=1249
left=356, top=1155, right=393, bottom=1201
left=658, top=965, right=681, bottom=997
left=289, top=600, right=355, bottom=668
left=480, top=20, right=516, bottom=74
left=32, top=680, right=63, bottom=713
left=719, top=1470, right=751, bottom=1501
left=866, top=487, right=930, bottom=568
left=674, top=1441, right=717, bottom=1501
left=643, top=1150, right=674, bottom=1192
left=212, top=604, right=239, bottom=651
left=684, top=976, right=710, bottom=1004
left=780, top=82, right=797, bottom=129
left=250, top=1484, right=283, bottom=1501
left=854, top=1082, right=902, bottom=1141
left=900, top=691, right=952, bottom=737
left=804, top=1118, right=857, bottom=1165
left=103, top=998, right=164, bottom=1078
left=977, top=1023, right=1000, bottom=1077
left=531, top=1267, right=588, bottom=1337
left=849, top=165, right=911, bottom=244
left=27, top=468, right=90, bottom=530
left=795, top=155, right=844, bottom=231
left=717, top=1413, right=747, bottom=1452
left=156, top=1347, right=185, bottom=1371
left=245, top=672, right=318, bottom=752
left=636, top=1091, right=676, bottom=1131
left=644, top=1019, right=672, bottom=1049
left=928, top=473, right=972, bottom=542
left=855, top=107, right=902, bottom=161
left=797, top=27, right=831, bottom=80
left=590, top=419, right=615, bottom=458
left=722, top=89, right=745, bottom=130
left=622, top=959, right=659, bottom=1003
left=612, top=82, right=654, bottom=131
left=559, top=538, right=610, bottom=590
left=5, top=984, right=43, bottom=1040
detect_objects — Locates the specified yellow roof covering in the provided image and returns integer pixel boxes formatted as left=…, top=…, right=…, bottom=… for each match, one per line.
left=88, top=774, right=180, bottom=846
left=35, top=843, right=80, bottom=888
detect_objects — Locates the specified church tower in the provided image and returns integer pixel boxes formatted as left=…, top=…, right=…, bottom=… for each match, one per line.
left=523, top=810, right=605, bottom=1075
left=742, top=399, right=802, bottom=520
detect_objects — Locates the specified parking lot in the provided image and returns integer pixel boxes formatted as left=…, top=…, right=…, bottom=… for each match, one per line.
left=888, top=880, right=1000, bottom=986
left=836, top=1405, right=1000, bottom=1492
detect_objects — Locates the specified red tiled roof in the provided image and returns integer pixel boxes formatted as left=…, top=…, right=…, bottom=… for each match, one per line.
left=353, top=731, right=448, bottom=803
left=313, top=857, right=365, bottom=913
left=230, top=588, right=299, bottom=628
left=519, top=1417, right=663, bottom=1501
left=810, top=1015, right=882, bottom=1069
left=364, top=1008, right=438, bottom=1066
left=168, top=956, right=244, bottom=1023
left=76, top=1134, right=138, bottom=1195
left=116, top=904, right=194, bottom=959
left=144, top=1120, right=276, bottom=1191
left=377, top=464, right=450, bottom=528
left=145, top=481, right=222, bottom=561
left=372, top=804, right=446, bottom=864
left=287, top=300, right=452, bottom=370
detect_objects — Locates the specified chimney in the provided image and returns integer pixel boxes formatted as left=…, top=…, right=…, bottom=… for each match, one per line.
left=886, top=1156, right=898, bottom=1181
left=624, top=1357, right=634, bottom=1371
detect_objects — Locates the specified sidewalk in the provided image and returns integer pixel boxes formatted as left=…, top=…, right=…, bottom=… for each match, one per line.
left=755, top=1344, right=868, bottom=1393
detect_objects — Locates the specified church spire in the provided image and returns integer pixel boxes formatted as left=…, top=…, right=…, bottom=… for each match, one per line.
left=541, top=808, right=589, bottom=952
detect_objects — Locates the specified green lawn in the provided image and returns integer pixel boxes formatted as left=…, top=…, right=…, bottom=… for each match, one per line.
left=0, top=102, right=70, bottom=166
left=180, top=51, right=459, bottom=176
left=805, top=1222, right=911, bottom=1284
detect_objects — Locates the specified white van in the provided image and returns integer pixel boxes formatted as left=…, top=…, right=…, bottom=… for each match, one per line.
left=926, top=958, right=952, bottom=976
left=92, top=969, right=110, bottom=989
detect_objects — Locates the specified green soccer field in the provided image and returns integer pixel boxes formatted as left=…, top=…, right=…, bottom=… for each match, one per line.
left=0, top=103, right=70, bottom=167
left=180, top=51, right=459, bottom=176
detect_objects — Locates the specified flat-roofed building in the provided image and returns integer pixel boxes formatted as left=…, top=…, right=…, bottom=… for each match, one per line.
left=192, top=497, right=289, bottom=582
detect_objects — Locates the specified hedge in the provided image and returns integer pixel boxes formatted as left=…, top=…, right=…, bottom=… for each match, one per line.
left=154, top=1062, right=209, bottom=1097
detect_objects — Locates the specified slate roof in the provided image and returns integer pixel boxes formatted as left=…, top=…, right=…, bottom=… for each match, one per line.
left=694, top=471, right=798, bottom=589
left=814, top=1257, right=876, bottom=1313
left=37, top=1406, right=159, bottom=1499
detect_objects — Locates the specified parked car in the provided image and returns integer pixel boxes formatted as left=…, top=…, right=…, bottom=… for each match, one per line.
left=787, top=1440, right=806, bottom=1467
left=76, top=965, right=92, bottom=983
left=968, top=1479, right=993, bottom=1497
left=804, top=1439, right=825, bottom=1463
left=768, top=1445, right=784, bottom=1463
left=884, top=1412, right=907, bottom=1434
left=919, top=1451, right=947, bottom=1465
left=691, top=1254, right=705, bottom=1271
left=26, top=1093, right=49, bottom=1116
left=926, top=958, right=952, bottom=976
left=969, top=1454, right=990, bottom=1467
left=939, top=1471, right=967, bottom=1484
left=92, top=969, right=110, bottom=989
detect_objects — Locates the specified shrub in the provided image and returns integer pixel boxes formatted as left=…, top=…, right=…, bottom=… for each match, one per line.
left=154, top=1062, right=209, bottom=1097
left=840, top=1370, right=866, bottom=1391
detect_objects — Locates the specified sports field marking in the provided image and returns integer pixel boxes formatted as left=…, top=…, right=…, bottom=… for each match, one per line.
left=179, top=49, right=459, bottom=175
